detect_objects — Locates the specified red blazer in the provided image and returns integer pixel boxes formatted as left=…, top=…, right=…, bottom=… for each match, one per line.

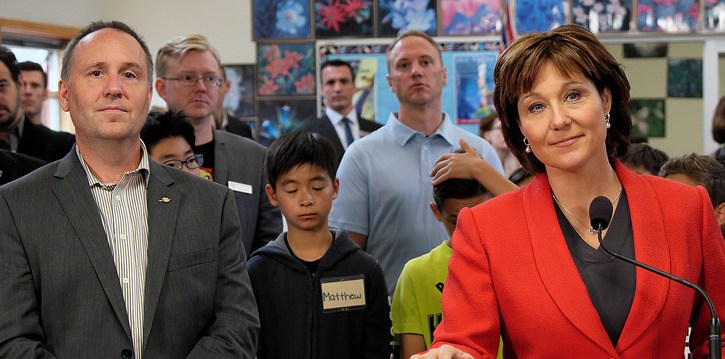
left=430, top=161, right=725, bottom=359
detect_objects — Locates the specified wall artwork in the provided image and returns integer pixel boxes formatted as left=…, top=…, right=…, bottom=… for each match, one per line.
left=253, top=0, right=312, bottom=40
left=630, top=99, right=666, bottom=138
left=572, top=0, right=631, bottom=32
left=222, top=64, right=256, bottom=118
left=257, top=43, right=316, bottom=97
left=377, top=0, right=438, bottom=36
left=636, top=0, right=698, bottom=32
left=440, top=0, right=501, bottom=35
left=453, top=52, right=497, bottom=124
left=515, top=0, right=566, bottom=33
left=622, top=42, right=668, bottom=58
left=314, top=0, right=374, bottom=38
left=667, top=59, right=703, bottom=98
left=258, top=98, right=317, bottom=146
left=704, top=0, right=725, bottom=30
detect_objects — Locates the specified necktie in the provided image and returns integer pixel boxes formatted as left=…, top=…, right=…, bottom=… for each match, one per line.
left=342, top=117, right=355, bottom=147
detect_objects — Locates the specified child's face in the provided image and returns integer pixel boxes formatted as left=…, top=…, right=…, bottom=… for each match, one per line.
left=265, top=164, right=338, bottom=233
left=430, top=194, right=488, bottom=237
left=149, top=136, right=200, bottom=176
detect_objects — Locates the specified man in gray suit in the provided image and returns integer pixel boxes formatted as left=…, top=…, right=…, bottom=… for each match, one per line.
left=0, top=21, right=259, bottom=358
left=155, top=34, right=282, bottom=256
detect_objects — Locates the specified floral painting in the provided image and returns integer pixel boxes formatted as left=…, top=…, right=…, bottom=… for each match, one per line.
left=378, top=0, right=438, bottom=36
left=258, top=99, right=317, bottom=146
left=630, top=99, right=665, bottom=138
left=572, top=0, right=631, bottom=32
left=441, top=0, right=501, bottom=35
left=704, top=0, right=725, bottom=30
left=253, top=0, right=311, bottom=40
left=314, top=0, right=374, bottom=38
left=222, top=64, right=256, bottom=118
left=636, top=0, right=698, bottom=32
left=515, top=0, right=566, bottom=33
left=257, top=43, right=316, bottom=96
left=667, top=59, right=702, bottom=97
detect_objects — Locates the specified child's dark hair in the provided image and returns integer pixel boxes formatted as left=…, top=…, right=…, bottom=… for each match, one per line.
left=141, top=110, right=196, bottom=152
left=619, top=143, right=669, bottom=175
left=432, top=149, right=487, bottom=208
left=266, top=131, right=338, bottom=190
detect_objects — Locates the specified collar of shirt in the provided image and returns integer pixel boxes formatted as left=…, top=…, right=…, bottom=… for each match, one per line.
left=77, top=141, right=151, bottom=189
left=326, top=108, right=358, bottom=127
left=385, top=112, right=457, bottom=147
left=6, top=116, right=25, bottom=152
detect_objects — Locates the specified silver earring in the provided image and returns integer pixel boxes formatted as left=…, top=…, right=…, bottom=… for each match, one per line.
left=523, top=137, right=531, bottom=153
left=605, top=113, right=611, bottom=129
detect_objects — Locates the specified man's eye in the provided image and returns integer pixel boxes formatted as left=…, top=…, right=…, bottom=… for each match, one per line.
left=181, top=74, right=195, bottom=81
left=123, top=72, right=137, bottom=79
left=90, top=70, right=102, bottom=76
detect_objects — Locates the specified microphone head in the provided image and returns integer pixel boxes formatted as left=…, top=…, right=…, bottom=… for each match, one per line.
left=589, top=196, right=613, bottom=231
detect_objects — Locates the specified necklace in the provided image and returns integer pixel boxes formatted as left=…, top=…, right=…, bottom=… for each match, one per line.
left=552, top=185, right=623, bottom=235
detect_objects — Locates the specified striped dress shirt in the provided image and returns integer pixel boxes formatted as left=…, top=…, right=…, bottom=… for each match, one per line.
left=77, top=145, right=150, bottom=359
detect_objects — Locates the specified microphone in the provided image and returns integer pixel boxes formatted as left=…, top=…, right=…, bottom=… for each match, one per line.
left=589, top=196, right=721, bottom=359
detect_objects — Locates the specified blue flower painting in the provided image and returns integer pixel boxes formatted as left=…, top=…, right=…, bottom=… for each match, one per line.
left=572, top=0, right=631, bottom=32
left=378, top=0, right=438, bottom=36
left=515, top=0, right=566, bottom=33
left=253, top=0, right=311, bottom=40
left=636, top=0, right=698, bottom=32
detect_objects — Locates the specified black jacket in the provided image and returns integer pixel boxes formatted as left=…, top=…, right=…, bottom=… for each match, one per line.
left=247, top=229, right=391, bottom=358
left=300, top=114, right=382, bottom=163
left=17, top=118, right=75, bottom=162
left=0, top=149, right=46, bottom=186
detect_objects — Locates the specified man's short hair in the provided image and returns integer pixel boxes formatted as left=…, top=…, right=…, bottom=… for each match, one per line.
left=320, top=59, right=354, bottom=80
left=0, top=46, right=20, bottom=83
left=385, top=29, right=442, bottom=72
left=659, top=153, right=725, bottom=184
left=265, top=131, right=338, bottom=191
left=432, top=149, right=488, bottom=209
left=156, top=34, right=221, bottom=78
left=62, top=21, right=153, bottom=84
left=18, top=61, right=47, bottom=88
left=141, top=110, right=196, bottom=152
left=619, top=143, right=670, bottom=176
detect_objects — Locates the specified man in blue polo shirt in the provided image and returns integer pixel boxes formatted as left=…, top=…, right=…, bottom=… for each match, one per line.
left=329, top=30, right=503, bottom=297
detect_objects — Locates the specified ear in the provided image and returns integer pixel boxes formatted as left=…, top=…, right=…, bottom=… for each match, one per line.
left=264, top=184, right=279, bottom=207
left=429, top=202, right=443, bottom=223
left=332, top=177, right=340, bottom=200
left=601, top=87, right=612, bottom=116
left=716, top=202, right=725, bottom=226
left=442, top=65, right=447, bottom=86
left=155, top=77, right=167, bottom=100
left=58, top=79, right=70, bottom=112
left=386, top=73, right=395, bottom=93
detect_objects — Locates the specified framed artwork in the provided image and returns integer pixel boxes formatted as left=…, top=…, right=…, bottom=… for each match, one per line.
left=257, top=98, right=317, bottom=146
left=515, top=0, right=566, bottom=33
left=622, top=42, right=668, bottom=58
left=242, top=117, right=260, bottom=141
left=572, top=0, right=631, bottom=32
left=314, top=0, right=374, bottom=38
left=630, top=99, right=665, bottom=138
left=257, top=43, right=316, bottom=96
left=636, top=0, right=698, bottom=32
left=440, top=0, right=501, bottom=35
left=704, top=0, right=725, bottom=30
left=377, top=0, right=438, bottom=36
left=222, top=64, right=256, bottom=118
left=667, top=59, right=703, bottom=98
left=453, top=52, right=497, bottom=124
left=253, top=0, right=312, bottom=40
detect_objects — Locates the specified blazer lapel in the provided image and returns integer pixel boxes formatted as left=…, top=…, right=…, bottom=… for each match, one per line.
left=50, top=151, right=133, bottom=339
left=525, top=174, right=613, bottom=351
left=142, top=163, right=181, bottom=346
left=318, top=115, right=345, bottom=159
left=212, top=129, right=229, bottom=186
left=613, top=161, right=670, bottom=351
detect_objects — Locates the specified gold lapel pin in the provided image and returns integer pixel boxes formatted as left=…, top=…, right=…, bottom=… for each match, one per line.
left=159, top=197, right=171, bottom=203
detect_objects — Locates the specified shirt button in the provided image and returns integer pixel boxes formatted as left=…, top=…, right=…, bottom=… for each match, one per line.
left=115, top=195, right=121, bottom=201
left=119, top=234, right=126, bottom=240
left=122, top=277, right=129, bottom=284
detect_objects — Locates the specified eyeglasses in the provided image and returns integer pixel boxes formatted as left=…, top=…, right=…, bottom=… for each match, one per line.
left=163, top=74, right=222, bottom=87
left=162, top=154, right=204, bottom=170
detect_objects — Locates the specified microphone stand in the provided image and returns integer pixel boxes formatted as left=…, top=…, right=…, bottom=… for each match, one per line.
left=596, top=225, right=722, bottom=359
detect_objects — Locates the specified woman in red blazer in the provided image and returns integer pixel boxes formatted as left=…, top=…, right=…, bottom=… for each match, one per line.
left=415, top=25, right=725, bottom=359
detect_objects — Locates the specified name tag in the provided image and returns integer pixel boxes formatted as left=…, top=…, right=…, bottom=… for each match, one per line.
left=228, top=181, right=252, bottom=194
left=321, top=275, right=366, bottom=312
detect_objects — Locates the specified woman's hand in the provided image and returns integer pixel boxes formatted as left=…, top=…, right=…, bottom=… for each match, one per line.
left=410, top=345, right=475, bottom=359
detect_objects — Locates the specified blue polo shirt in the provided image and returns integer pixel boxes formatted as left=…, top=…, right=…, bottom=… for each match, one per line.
left=329, top=112, right=503, bottom=296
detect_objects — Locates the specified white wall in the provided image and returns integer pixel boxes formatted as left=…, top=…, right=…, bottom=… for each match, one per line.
left=4, top=0, right=257, bottom=108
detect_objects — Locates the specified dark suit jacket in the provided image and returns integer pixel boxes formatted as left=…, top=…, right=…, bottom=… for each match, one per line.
left=223, top=115, right=253, bottom=140
left=213, top=129, right=282, bottom=256
left=0, top=149, right=260, bottom=358
left=0, top=149, right=46, bottom=185
left=17, top=117, right=75, bottom=162
left=300, top=114, right=382, bottom=162
left=430, top=161, right=725, bottom=358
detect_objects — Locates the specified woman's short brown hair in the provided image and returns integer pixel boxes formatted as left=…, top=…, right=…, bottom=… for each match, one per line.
left=493, top=24, right=631, bottom=173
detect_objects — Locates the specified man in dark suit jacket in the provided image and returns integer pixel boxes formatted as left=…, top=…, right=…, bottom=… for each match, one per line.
left=16, top=116, right=75, bottom=162
left=301, top=59, right=381, bottom=162
left=156, top=34, right=282, bottom=256
left=0, top=149, right=45, bottom=185
left=0, top=22, right=259, bottom=358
